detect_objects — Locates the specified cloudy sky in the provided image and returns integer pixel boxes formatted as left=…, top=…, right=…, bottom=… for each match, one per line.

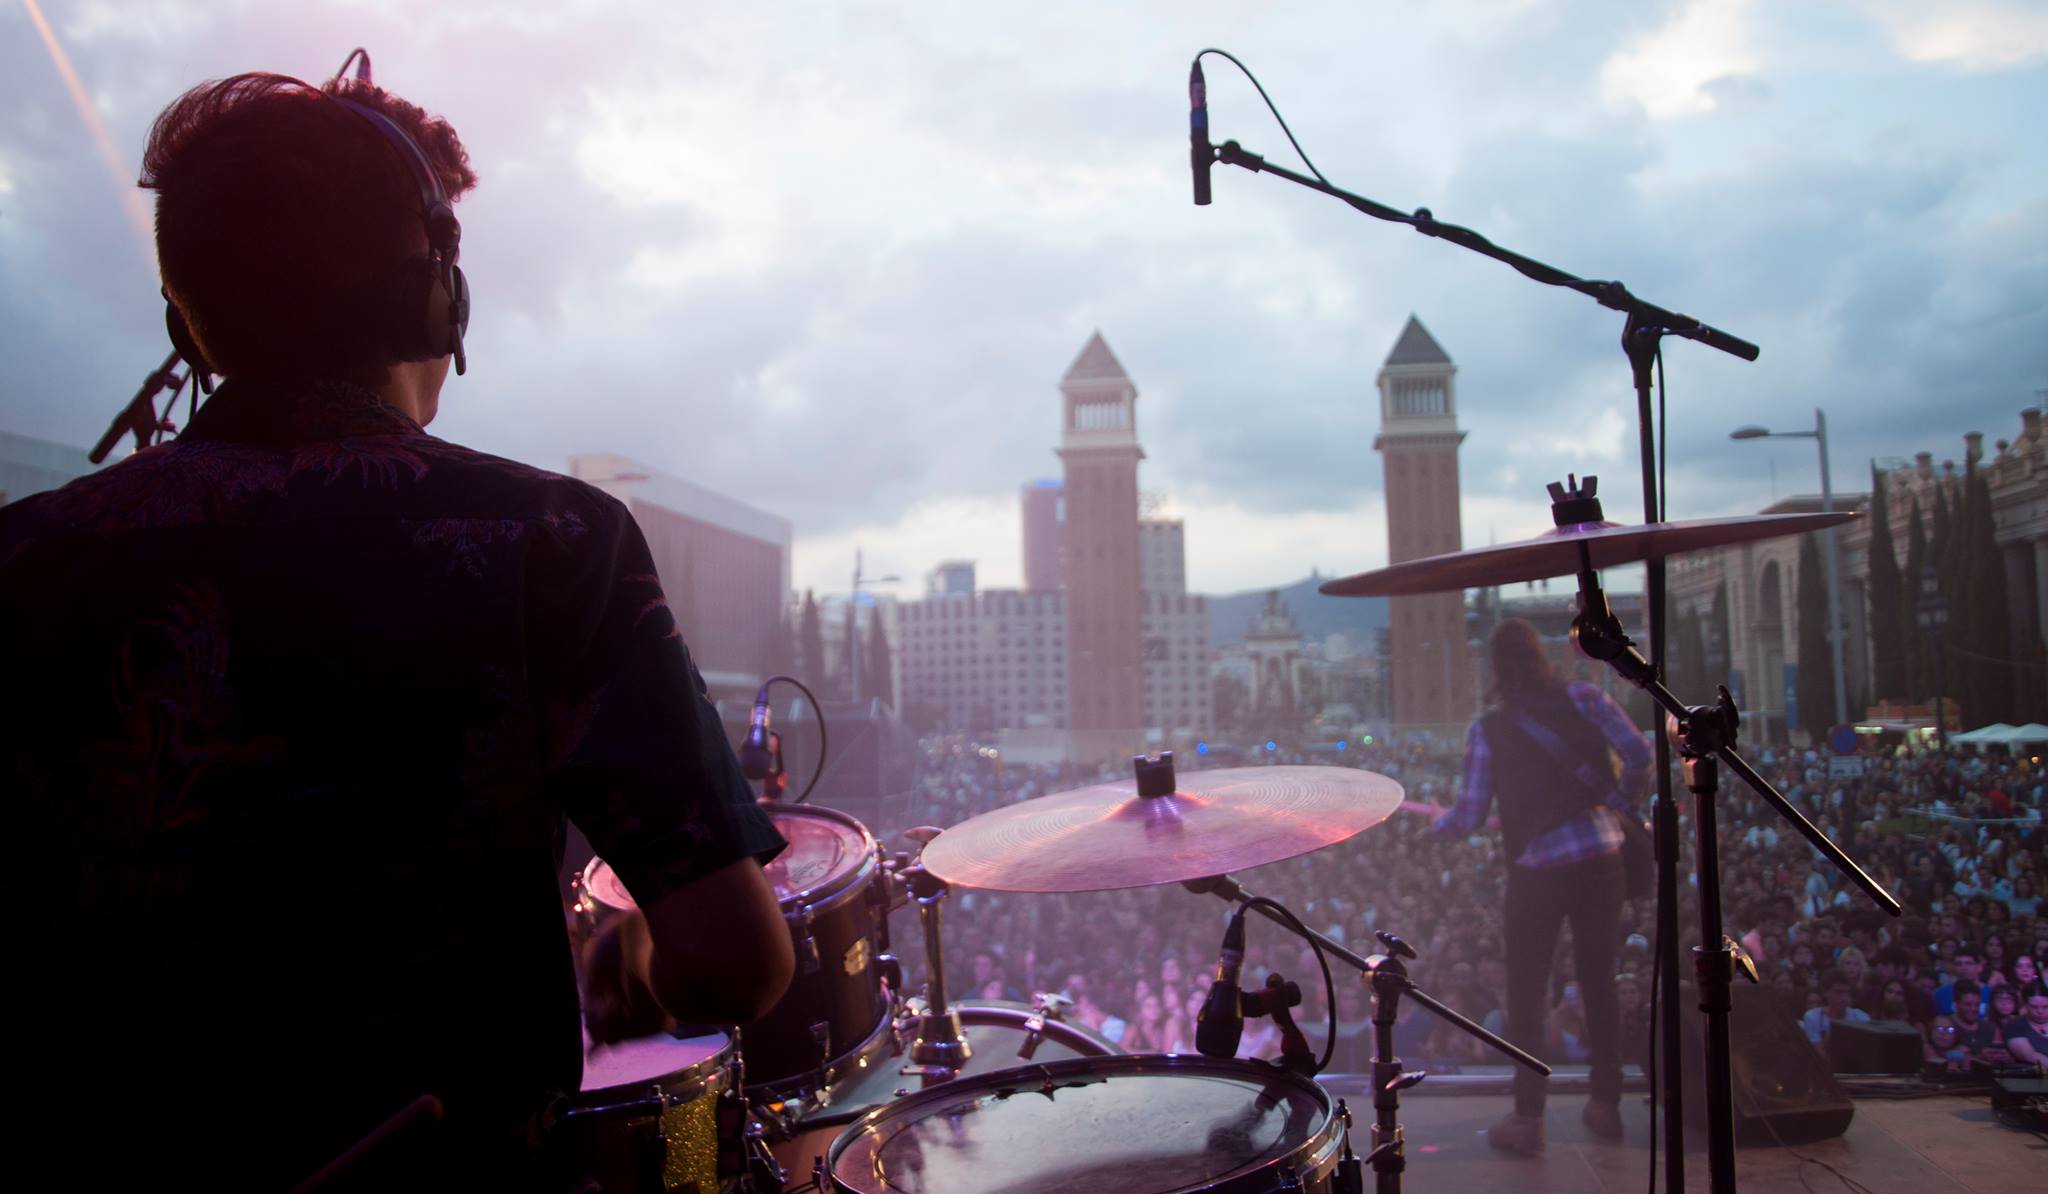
left=3, top=0, right=2043, bottom=599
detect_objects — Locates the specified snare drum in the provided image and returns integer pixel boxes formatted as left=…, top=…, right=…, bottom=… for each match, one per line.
left=575, top=804, right=897, bottom=1099
left=561, top=1031, right=739, bottom=1194
left=823, top=1054, right=1345, bottom=1194
left=765, top=1000, right=1120, bottom=1186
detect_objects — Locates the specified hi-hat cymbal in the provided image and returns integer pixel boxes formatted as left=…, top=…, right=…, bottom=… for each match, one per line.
left=918, top=765, right=1405, bottom=893
left=1318, top=511, right=1855, bottom=598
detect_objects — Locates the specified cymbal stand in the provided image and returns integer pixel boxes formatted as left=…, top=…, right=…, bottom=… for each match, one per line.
left=1185, top=878, right=1549, bottom=1194
left=899, top=863, right=971, bottom=1083
left=1550, top=475, right=1901, bottom=1194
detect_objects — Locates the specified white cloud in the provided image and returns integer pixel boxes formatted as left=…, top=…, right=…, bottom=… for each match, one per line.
left=1601, top=0, right=1762, bottom=119
left=1853, top=0, right=2048, bottom=71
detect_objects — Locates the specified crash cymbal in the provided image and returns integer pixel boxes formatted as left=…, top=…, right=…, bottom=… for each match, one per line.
left=1318, top=510, right=1855, bottom=598
left=918, top=764, right=1405, bottom=893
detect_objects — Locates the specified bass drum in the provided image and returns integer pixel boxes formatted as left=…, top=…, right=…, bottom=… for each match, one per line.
left=823, top=1053, right=1344, bottom=1194
left=767, top=1001, right=1118, bottom=1190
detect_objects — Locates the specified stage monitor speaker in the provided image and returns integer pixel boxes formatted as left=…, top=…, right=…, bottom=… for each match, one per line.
left=1827, top=1018, right=1923, bottom=1074
left=1678, top=982, right=1855, bottom=1146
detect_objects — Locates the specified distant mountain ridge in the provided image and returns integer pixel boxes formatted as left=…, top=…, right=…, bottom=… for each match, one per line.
left=1204, top=573, right=1390, bottom=648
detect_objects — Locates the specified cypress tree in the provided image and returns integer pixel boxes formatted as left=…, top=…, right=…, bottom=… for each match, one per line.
left=1796, top=533, right=1836, bottom=738
left=839, top=601, right=859, bottom=699
left=1866, top=466, right=1906, bottom=701
left=1934, top=477, right=1972, bottom=722
left=798, top=589, right=826, bottom=687
left=1709, top=583, right=1732, bottom=688
left=1901, top=499, right=1929, bottom=700
left=866, top=609, right=896, bottom=711
left=1965, top=457, right=2012, bottom=722
left=1676, top=605, right=1710, bottom=693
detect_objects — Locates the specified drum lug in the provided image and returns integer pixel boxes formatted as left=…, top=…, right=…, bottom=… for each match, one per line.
left=812, top=1154, right=831, bottom=1194
left=790, top=905, right=821, bottom=975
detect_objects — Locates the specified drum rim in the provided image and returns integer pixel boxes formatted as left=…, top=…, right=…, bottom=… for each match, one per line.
left=580, top=804, right=882, bottom=918
left=759, top=801, right=882, bottom=915
left=824, top=1052, right=1341, bottom=1194
left=746, top=993, right=901, bottom=1104
left=572, top=1031, right=736, bottom=1116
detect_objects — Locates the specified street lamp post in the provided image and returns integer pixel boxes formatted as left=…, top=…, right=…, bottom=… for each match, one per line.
left=1732, top=408, right=1849, bottom=731
left=1915, top=565, right=1948, bottom=751
left=849, top=547, right=901, bottom=707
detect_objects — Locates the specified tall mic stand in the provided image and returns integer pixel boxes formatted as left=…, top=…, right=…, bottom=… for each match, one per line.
left=1185, top=877, right=1549, bottom=1194
left=1547, top=476, right=1901, bottom=1193
left=1200, top=105, right=1757, bottom=1191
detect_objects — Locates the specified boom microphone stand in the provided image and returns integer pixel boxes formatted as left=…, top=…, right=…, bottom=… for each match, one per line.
left=1196, top=76, right=1756, bottom=1190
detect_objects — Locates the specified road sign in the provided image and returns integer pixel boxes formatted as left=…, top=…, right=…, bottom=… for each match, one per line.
left=1828, top=724, right=1859, bottom=756
left=1828, top=756, right=1865, bottom=779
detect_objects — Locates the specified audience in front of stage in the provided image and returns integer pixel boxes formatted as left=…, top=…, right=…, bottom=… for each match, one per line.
left=874, top=733, right=2043, bottom=1076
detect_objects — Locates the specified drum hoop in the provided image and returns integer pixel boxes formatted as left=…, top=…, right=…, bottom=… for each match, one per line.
left=745, top=994, right=901, bottom=1105
left=761, top=802, right=882, bottom=916
left=573, top=1033, right=736, bottom=1116
left=950, top=1000, right=1121, bottom=1056
left=824, top=1052, right=1340, bottom=1193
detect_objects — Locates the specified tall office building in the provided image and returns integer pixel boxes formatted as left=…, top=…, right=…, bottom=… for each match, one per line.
left=1020, top=479, right=1065, bottom=593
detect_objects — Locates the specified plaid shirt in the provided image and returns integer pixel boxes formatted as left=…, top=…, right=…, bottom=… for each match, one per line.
left=1435, top=681, right=1653, bottom=868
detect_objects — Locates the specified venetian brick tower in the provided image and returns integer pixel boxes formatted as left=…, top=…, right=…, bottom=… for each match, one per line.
left=1374, top=315, right=1475, bottom=730
left=1057, top=332, right=1146, bottom=760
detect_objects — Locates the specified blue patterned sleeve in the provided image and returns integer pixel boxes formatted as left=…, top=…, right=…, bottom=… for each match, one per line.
left=1435, top=718, right=1494, bottom=835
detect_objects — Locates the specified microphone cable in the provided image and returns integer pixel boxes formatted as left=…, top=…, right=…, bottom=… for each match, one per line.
left=753, top=674, right=830, bottom=804
left=1192, top=48, right=1329, bottom=187
left=1241, top=894, right=1337, bottom=1074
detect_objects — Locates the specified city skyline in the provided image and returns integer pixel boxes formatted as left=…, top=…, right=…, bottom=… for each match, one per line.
left=2, top=2, right=2042, bottom=600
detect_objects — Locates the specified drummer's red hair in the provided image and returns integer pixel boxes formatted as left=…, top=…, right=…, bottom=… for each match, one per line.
left=139, top=72, right=477, bottom=379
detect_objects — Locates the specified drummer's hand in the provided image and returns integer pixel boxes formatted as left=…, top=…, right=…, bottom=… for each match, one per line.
left=581, top=910, right=678, bottom=1046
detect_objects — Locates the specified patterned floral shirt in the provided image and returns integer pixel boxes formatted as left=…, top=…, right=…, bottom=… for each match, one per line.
left=0, top=377, right=785, bottom=1184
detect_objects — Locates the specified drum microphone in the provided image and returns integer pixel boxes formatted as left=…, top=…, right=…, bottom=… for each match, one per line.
left=737, top=681, right=774, bottom=780
left=1189, top=58, right=1212, bottom=206
left=1195, top=906, right=1248, bottom=1058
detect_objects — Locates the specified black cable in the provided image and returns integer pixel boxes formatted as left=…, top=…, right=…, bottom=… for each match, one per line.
left=758, top=674, right=830, bottom=804
left=1242, top=895, right=1337, bottom=1074
left=1194, top=48, right=1328, bottom=186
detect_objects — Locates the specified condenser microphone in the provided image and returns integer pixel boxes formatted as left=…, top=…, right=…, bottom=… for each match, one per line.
left=1195, top=907, right=1247, bottom=1057
left=737, top=681, right=774, bottom=780
left=1189, top=59, right=1212, bottom=206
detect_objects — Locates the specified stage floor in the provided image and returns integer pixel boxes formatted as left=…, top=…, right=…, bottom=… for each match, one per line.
left=1371, top=1092, right=2041, bottom=1194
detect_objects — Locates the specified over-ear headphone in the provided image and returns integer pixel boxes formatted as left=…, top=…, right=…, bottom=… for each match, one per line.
left=329, top=91, right=469, bottom=377
left=161, top=51, right=470, bottom=388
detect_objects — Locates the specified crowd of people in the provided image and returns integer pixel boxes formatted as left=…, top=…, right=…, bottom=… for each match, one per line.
left=866, top=733, right=2047, bottom=1076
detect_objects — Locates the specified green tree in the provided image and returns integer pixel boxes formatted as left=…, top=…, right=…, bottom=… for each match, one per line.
left=1796, top=533, right=1836, bottom=739
left=839, top=600, right=859, bottom=700
left=758, top=606, right=796, bottom=684
left=798, top=589, right=826, bottom=687
left=1963, top=456, right=2012, bottom=723
left=1932, top=479, right=1971, bottom=718
left=1865, top=466, right=1905, bottom=701
left=865, top=607, right=896, bottom=711
left=1901, top=499, right=1930, bottom=700
left=1708, top=583, right=1732, bottom=686
left=1675, top=604, right=1709, bottom=693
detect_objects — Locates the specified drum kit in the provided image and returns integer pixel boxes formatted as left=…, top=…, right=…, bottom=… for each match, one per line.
left=552, top=476, right=1903, bottom=1194
left=560, top=492, right=1899, bottom=1193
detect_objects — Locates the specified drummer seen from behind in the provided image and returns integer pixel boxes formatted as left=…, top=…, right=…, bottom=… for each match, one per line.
left=1431, top=618, right=1652, bottom=1155
left=0, top=65, right=792, bottom=1190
